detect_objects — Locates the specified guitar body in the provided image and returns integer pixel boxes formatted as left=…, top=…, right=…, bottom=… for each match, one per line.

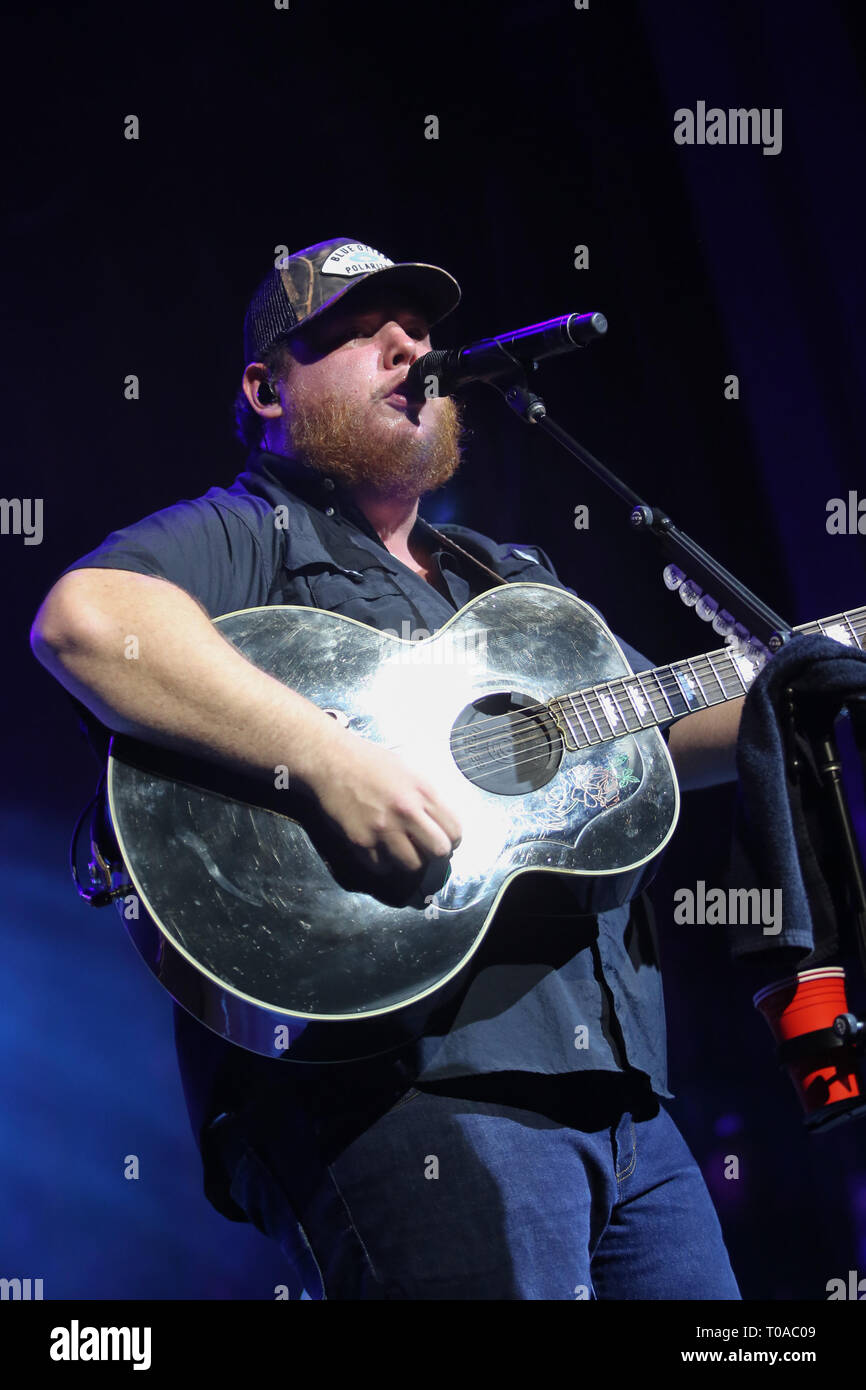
left=107, top=582, right=679, bottom=1062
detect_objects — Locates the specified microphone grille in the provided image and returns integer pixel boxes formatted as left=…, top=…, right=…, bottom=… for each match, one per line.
left=405, top=349, right=451, bottom=400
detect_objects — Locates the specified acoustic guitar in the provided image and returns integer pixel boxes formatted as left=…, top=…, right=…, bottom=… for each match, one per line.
left=100, top=582, right=864, bottom=1063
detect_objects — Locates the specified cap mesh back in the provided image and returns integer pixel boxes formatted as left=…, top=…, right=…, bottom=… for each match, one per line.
left=243, top=270, right=299, bottom=362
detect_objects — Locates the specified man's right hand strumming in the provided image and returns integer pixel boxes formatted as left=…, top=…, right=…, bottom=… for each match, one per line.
left=305, top=728, right=462, bottom=875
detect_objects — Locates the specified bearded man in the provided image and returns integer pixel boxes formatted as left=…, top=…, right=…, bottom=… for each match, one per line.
left=31, top=237, right=743, bottom=1300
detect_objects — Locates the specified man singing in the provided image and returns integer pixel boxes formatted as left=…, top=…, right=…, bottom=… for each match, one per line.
left=31, top=237, right=743, bottom=1300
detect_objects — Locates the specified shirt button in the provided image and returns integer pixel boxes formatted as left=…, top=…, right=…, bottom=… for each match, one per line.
left=325, top=506, right=335, bottom=517
left=322, top=477, right=335, bottom=491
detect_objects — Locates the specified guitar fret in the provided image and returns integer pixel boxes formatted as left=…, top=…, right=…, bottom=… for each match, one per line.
left=584, top=688, right=616, bottom=739
left=617, top=686, right=644, bottom=739
left=620, top=681, right=643, bottom=726
left=685, top=658, right=711, bottom=707
left=722, top=649, right=749, bottom=694
left=650, top=670, right=676, bottom=718
left=552, top=697, right=581, bottom=748
left=669, top=662, right=703, bottom=712
left=601, top=681, right=631, bottom=734
left=635, top=670, right=667, bottom=721
left=580, top=691, right=605, bottom=741
left=608, top=680, right=640, bottom=732
left=566, top=694, right=592, bottom=745
left=845, top=613, right=861, bottom=648
left=705, top=653, right=729, bottom=700
left=817, top=615, right=860, bottom=650
left=623, top=676, right=654, bottom=727
left=655, top=667, right=691, bottom=717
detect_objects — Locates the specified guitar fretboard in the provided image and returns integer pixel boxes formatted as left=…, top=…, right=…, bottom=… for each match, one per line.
left=549, top=607, right=866, bottom=750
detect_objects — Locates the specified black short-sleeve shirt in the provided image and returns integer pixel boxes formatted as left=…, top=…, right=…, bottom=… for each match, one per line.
left=63, top=450, right=676, bottom=1220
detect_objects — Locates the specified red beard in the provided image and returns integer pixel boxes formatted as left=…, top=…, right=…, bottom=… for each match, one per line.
left=283, top=389, right=465, bottom=502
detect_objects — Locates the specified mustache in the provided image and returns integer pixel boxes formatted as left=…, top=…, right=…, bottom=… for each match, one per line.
left=375, top=379, right=411, bottom=401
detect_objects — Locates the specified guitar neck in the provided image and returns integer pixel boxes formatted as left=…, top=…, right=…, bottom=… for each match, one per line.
left=550, top=606, right=866, bottom=751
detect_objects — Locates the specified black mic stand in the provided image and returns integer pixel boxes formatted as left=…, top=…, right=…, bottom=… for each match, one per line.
left=485, top=352, right=866, bottom=1128
left=491, top=359, right=793, bottom=644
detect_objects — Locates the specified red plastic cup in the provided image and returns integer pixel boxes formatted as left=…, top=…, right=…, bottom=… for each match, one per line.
left=754, top=967, right=861, bottom=1119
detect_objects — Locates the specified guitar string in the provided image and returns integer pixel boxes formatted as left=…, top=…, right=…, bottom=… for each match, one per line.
left=446, top=619, right=864, bottom=753
left=400, top=617, right=866, bottom=783
left=445, top=648, right=786, bottom=766
left=381, top=607, right=866, bottom=769
left=443, top=615, right=866, bottom=760
left=448, top=652, right=863, bottom=789
left=402, top=628, right=866, bottom=784
left=444, top=648, right=751, bottom=747
left=449, top=646, right=866, bottom=786
left=446, top=652, right=747, bottom=758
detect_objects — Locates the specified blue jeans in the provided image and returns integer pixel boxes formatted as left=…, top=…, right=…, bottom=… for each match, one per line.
left=211, top=1069, right=741, bottom=1300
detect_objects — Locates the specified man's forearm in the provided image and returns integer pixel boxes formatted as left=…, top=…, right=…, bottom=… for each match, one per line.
left=667, top=696, right=745, bottom=791
left=30, top=568, right=346, bottom=789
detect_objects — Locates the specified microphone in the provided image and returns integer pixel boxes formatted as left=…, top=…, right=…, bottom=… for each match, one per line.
left=405, top=311, right=608, bottom=399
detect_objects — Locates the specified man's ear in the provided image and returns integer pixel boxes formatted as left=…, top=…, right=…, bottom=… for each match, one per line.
left=241, top=362, right=284, bottom=418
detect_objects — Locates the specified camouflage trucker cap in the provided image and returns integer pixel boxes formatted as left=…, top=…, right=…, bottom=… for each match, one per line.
left=243, top=237, right=462, bottom=363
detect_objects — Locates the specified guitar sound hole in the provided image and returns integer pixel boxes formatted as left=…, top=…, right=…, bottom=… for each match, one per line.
left=450, top=691, right=563, bottom=795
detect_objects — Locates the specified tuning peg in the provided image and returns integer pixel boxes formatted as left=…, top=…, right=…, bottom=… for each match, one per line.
left=679, top=579, right=703, bottom=607
left=747, top=637, right=771, bottom=660
left=696, top=594, right=719, bottom=622
left=725, top=623, right=752, bottom=653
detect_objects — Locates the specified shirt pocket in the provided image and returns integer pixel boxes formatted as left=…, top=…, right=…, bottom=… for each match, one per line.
left=293, top=560, right=410, bottom=625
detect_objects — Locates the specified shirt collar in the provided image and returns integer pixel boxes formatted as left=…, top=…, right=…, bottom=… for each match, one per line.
left=248, top=448, right=446, bottom=558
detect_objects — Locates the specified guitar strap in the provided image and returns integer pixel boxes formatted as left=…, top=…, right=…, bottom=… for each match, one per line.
left=416, top=518, right=511, bottom=591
